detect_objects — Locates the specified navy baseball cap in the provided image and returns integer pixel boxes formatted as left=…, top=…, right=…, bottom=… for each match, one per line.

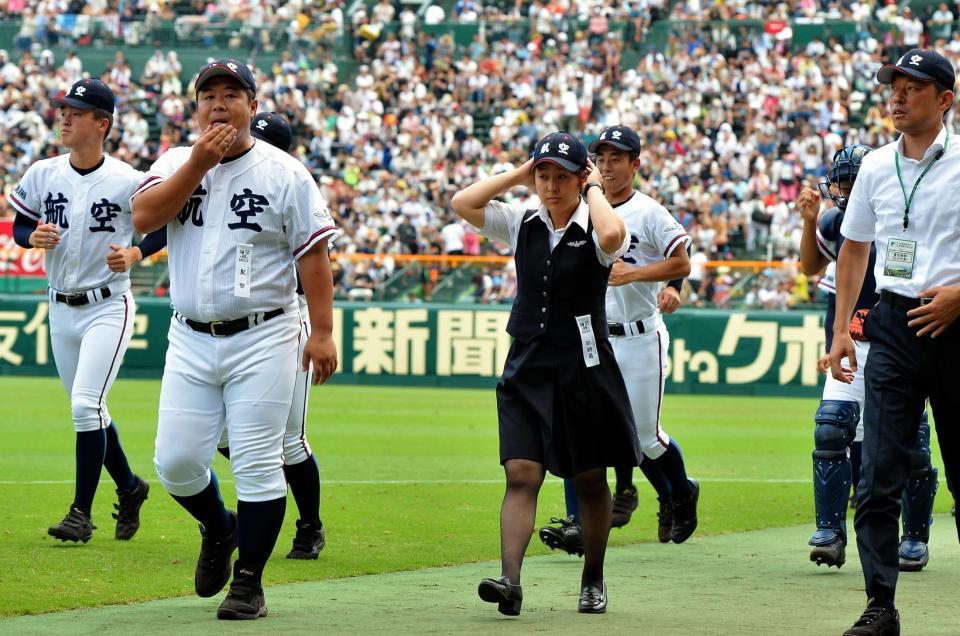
left=532, top=132, right=588, bottom=172
left=251, top=112, right=292, bottom=152
left=52, top=79, right=115, bottom=112
left=877, top=48, right=956, bottom=89
left=195, top=58, right=257, bottom=94
left=589, top=125, right=641, bottom=153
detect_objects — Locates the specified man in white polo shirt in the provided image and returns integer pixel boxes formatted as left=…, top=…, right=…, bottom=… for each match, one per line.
left=831, top=48, right=960, bottom=636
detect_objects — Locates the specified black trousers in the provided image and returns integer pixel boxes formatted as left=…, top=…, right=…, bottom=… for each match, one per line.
left=856, top=297, right=960, bottom=607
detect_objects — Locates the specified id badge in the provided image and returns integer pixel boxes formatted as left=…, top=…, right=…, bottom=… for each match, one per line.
left=575, top=315, right=600, bottom=368
left=884, top=238, right=916, bottom=279
left=234, top=243, right=252, bottom=297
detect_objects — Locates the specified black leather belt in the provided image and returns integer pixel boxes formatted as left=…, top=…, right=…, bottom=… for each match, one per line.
left=608, top=321, right=645, bottom=336
left=53, top=286, right=112, bottom=306
left=184, top=308, right=284, bottom=337
left=880, top=290, right=930, bottom=310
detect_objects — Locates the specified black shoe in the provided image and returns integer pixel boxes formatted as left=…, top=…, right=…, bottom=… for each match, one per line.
left=195, top=510, right=238, bottom=598
left=538, top=516, right=583, bottom=557
left=809, top=534, right=846, bottom=568
left=842, top=604, right=900, bottom=635
left=48, top=507, right=96, bottom=543
left=217, top=561, right=267, bottom=620
left=287, top=519, right=325, bottom=560
left=478, top=576, right=522, bottom=616
left=671, top=479, right=699, bottom=544
left=577, top=581, right=607, bottom=614
left=113, top=475, right=149, bottom=540
left=611, top=485, right=639, bottom=528
left=657, top=496, right=673, bottom=543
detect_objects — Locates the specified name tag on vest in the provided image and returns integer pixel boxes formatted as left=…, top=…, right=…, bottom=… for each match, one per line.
left=576, top=314, right=600, bottom=368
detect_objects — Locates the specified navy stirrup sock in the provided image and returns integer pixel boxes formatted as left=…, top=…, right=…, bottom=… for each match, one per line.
left=283, top=455, right=321, bottom=523
left=103, top=422, right=137, bottom=491
left=171, top=470, right=233, bottom=538
left=73, top=429, right=107, bottom=515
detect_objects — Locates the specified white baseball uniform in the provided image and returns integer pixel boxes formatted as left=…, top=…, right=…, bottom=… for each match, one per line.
left=8, top=154, right=142, bottom=432
left=817, top=247, right=867, bottom=442
left=605, top=191, right=690, bottom=459
left=134, top=141, right=336, bottom=502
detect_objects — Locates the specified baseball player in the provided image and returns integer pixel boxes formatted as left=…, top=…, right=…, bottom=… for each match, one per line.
left=215, top=112, right=325, bottom=560
left=131, top=59, right=338, bottom=620
left=798, top=145, right=938, bottom=571
left=8, top=78, right=161, bottom=544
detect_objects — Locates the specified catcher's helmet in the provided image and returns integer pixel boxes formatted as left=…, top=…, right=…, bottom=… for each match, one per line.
left=818, top=144, right=873, bottom=210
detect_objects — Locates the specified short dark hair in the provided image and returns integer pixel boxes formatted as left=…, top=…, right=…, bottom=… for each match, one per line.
left=92, top=107, right=114, bottom=139
left=935, top=81, right=954, bottom=116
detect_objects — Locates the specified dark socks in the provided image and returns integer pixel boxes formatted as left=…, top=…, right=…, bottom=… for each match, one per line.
left=850, top=441, right=863, bottom=488
left=639, top=457, right=673, bottom=500
left=237, top=497, right=286, bottom=581
left=562, top=478, right=580, bottom=522
left=614, top=465, right=634, bottom=491
left=171, top=470, right=233, bottom=538
left=652, top=440, right=693, bottom=499
left=103, top=422, right=136, bottom=491
left=283, top=455, right=321, bottom=523
left=72, top=429, right=107, bottom=515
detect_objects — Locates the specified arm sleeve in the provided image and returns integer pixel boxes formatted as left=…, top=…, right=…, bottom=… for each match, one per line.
left=135, top=227, right=167, bottom=258
left=839, top=167, right=877, bottom=242
left=286, top=166, right=340, bottom=260
left=593, top=228, right=630, bottom=266
left=474, top=200, right=524, bottom=251
left=647, top=205, right=692, bottom=258
left=7, top=164, right=42, bottom=221
left=12, top=212, right=37, bottom=248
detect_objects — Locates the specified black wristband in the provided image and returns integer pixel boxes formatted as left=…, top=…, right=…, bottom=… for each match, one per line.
left=583, top=182, right=604, bottom=196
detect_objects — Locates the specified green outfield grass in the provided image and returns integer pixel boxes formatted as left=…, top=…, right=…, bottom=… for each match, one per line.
left=0, top=377, right=949, bottom=618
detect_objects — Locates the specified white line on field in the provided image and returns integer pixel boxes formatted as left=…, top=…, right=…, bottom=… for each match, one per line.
left=0, top=477, right=811, bottom=485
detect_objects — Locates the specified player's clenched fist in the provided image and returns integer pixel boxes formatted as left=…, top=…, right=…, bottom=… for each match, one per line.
left=29, top=222, right=61, bottom=249
left=796, top=187, right=821, bottom=224
left=303, top=333, right=338, bottom=385
left=189, top=123, right=238, bottom=172
left=106, top=243, right=142, bottom=273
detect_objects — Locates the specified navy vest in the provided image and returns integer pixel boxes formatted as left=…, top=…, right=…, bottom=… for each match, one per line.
left=507, top=209, right=612, bottom=346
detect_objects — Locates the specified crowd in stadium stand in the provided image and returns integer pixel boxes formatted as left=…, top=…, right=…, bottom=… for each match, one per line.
left=2, top=1, right=959, bottom=305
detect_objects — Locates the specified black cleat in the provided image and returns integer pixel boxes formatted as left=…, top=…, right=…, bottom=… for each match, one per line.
left=842, top=603, right=900, bottom=635
left=48, top=507, right=96, bottom=543
left=898, top=537, right=929, bottom=572
left=538, top=516, right=583, bottom=557
left=670, top=479, right=699, bottom=544
left=217, top=562, right=267, bottom=620
left=809, top=537, right=846, bottom=568
left=195, top=510, right=238, bottom=598
left=657, top=496, right=674, bottom=543
left=478, top=576, right=522, bottom=616
left=577, top=581, right=608, bottom=614
left=113, top=475, right=149, bottom=540
left=287, top=519, right=325, bottom=560
left=610, top=485, right=639, bottom=528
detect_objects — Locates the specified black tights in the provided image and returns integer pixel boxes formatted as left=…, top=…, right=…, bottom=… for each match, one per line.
left=498, top=459, right=609, bottom=587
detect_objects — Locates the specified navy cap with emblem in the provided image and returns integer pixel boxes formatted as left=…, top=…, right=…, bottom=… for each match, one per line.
left=52, top=79, right=115, bottom=112
left=532, top=131, right=588, bottom=172
left=877, top=48, right=956, bottom=90
left=588, top=125, right=641, bottom=153
left=195, top=58, right=257, bottom=94
left=251, top=112, right=292, bottom=152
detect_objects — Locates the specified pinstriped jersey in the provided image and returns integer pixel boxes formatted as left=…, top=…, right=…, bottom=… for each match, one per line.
left=7, top=154, right=143, bottom=293
left=605, top=191, right=690, bottom=323
left=132, top=140, right=337, bottom=321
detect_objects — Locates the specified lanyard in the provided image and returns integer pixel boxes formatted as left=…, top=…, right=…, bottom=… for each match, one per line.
left=894, top=130, right=950, bottom=231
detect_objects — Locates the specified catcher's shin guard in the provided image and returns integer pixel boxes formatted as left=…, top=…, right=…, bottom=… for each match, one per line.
left=809, top=401, right=858, bottom=566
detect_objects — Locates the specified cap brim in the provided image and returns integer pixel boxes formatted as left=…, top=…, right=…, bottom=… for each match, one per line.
left=51, top=96, right=96, bottom=110
left=196, top=67, right=252, bottom=92
left=588, top=139, right=636, bottom=152
left=877, top=65, right=936, bottom=85
left=532, top=157, right=583, bottom=172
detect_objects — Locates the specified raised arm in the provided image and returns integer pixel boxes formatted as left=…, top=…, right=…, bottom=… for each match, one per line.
left=583, top=159, right=626, bottom=254
left=797, top=186, right=829, bottom=276
left=451, top=158, right=535, bottom=228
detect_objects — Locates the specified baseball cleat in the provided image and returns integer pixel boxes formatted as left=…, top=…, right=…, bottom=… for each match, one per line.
left=610, top=485, right=639, bottom=528
left=657, top=496, right=674, bottom=543
left=48, top=507, right=96, bottom=543
left=842, top=604, right=900, bottom=636
left=809, top=530, right=846, bottom=568
left=195, top=510, right=238, bottom=598
left=898, top=538, right=929, bottom=572
left=478, top=576, right=523, bottom=616
left=217, top=562, right=267, bottom=620
left=113, top=475, right=149, bottom=540
left=670, top=479, right=699, bottom=543
left=287, top=519, right=325, bottom=559
left=538, top=516, right=584, bottom=557
left=577, top=581, right=608, bottom=614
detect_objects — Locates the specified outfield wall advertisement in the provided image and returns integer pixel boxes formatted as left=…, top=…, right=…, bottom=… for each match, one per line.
left=0, top=297, right=825, bottom=396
